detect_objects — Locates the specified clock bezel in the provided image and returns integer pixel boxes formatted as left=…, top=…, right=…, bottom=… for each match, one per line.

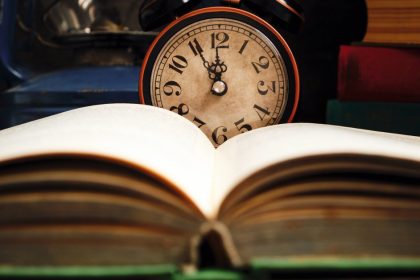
left=139, top=6, right=300, bottom=124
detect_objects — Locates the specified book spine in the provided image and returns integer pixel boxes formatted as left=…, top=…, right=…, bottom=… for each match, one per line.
left=364, top=0, right=420, bottom=44
left=338, top=45, right=420, bottom=102
left=326, top=99, right=420, bottom=136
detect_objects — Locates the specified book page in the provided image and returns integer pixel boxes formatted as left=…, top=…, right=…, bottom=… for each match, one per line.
left=212, top=123, right=420, bottom=215
left=0, top=104, right=216, bottom=216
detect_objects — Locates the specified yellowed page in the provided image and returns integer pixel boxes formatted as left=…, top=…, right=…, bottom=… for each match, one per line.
left=212, top=123, right=420, bottom=216
left=0, top=104, right=216, bottom=216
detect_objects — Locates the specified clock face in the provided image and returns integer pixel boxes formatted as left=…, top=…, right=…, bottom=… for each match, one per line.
left=140, top=7, right=299, bottom=146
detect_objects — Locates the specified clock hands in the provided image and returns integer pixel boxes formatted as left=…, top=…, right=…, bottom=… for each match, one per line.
left=193, top=40, right=228, bottom=96
left=209, top=47, right=228, bottom=96
left=192, top=40, right=211, bottom=72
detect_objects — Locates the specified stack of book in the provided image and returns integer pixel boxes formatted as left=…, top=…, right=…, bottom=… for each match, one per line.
left=327, top=0, right=420, bottom=136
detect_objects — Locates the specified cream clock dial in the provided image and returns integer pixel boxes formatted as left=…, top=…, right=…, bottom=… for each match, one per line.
left=140, top=7, right=299, bottom=146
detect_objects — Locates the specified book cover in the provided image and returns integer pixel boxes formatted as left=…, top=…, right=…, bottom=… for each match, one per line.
left=338, top=45, right=420, bottom=102
left=327, top=99, right=420, bottom=136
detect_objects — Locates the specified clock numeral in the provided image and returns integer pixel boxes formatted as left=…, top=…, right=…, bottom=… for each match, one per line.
left=188, top=38, right=204, bottom=56
left=212, top=126, right=228, bottom=146
left=169, top=55, right=188, bottom=75
left=170, top=103, right=189, bottom=116
left=238, top=40, right=249, bottom=55
left=193, top=116, right=206, bottom=128
left=234, top=118, right=253, bottom=133
left=254, top=104, right=271, bottom=121
left=211, top=32, right=230, bottom=49
left=163, top=81, right=182, bottom=96
left=252, top=56, right=270, bottom=74
left=257, top=81, right=277, bottom=95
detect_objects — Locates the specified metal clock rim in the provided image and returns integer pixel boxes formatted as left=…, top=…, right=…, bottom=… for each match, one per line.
left=138, top=6, right=300, bottom=123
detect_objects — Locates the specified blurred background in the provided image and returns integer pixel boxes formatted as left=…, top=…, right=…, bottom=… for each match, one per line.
left=0, top=0, right=369, bottom=128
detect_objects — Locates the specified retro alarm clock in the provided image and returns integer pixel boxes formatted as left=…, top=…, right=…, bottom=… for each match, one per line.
left=138, top=0, right=304, bottom=146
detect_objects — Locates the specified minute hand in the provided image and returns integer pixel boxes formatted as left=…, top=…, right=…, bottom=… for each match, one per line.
left=209, top=47, right=228, bottom=96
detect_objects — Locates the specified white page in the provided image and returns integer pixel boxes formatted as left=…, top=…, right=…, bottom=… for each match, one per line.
left=0, top=104, right=216, bottom=216
left=212, top=123, right=420, bottom=213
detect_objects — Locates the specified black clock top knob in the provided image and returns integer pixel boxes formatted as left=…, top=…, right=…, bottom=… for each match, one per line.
left=139, top=0, right=304, bottom=33
left=240, top=0, right=304, bottom=33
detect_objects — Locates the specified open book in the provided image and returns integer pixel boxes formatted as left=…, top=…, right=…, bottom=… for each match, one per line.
left=0, top=103, right=420, bottom=272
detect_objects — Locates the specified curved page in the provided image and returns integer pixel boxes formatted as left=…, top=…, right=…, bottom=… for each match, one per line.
left=213, top=123, right=420, bottom=217
left=0, top=104, right=215, bottom=216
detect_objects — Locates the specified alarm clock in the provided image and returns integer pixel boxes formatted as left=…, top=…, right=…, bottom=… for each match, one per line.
left=139, top=0, right=303, bottom=146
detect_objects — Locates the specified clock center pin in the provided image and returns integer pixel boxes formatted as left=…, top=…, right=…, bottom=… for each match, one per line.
left=212, top=80, right=228, bottom=96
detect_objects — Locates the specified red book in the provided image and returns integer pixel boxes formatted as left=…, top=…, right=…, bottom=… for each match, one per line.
left=338, top=45, right=420, bottom=102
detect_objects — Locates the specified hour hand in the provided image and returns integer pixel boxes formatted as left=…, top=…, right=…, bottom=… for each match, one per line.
left=190, top=39, right=211, bottom=72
